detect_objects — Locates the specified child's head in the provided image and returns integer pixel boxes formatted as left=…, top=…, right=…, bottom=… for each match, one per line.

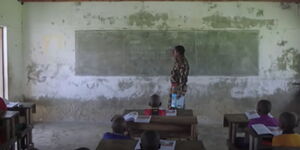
left=256, top=100, right=272, bottom=115
left=141, top=131, right=160, bottom=150
left=111, top=115, right=127, bottom=134
left=74, top=148, right=90, bottom=150
left=149, top=94, right=161, bottom=108
left=279, top=112, right=298, bottom=131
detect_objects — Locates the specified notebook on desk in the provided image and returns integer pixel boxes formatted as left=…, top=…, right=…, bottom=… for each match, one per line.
left=135, top=139, right=176, bottom=150
left=251, top=124, right=282, bottom=136
left=6, top=102, right=18, bottom=108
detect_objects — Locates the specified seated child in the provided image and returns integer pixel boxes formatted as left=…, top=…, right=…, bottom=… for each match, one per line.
left=272, top=112, right=300, bottom=147
left=144, top=94, right=166, bottom=116
left=0, top=97, right=7, bottom=144
left=102, top=115, right=130, bottom=140
left=235, top=100, right=278, bottom=148
left=248, top=100, right=279, bottom=127
left=140, top=131, right=161, bottom=150
left=0, top=97, right=7, bottom=111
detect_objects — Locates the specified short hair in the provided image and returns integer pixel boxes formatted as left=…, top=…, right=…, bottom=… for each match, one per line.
left=149, top=94, right=161, bottom=108
left=174, top=45, right=185, bottom=56
left=279, top=112, right=298, bottom=130
left=111, top=116, right=126, bottom=134
left=257, top=100, right=271, bottom=115
left=141, top=131, right=160, bottom=150
left=74, top=148, right=90, bottom=150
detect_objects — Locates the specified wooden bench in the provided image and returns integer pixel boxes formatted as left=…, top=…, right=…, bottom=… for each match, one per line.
left=96, top=139, right=206, bottom=150
left=124, top=109, right=197, bottom=140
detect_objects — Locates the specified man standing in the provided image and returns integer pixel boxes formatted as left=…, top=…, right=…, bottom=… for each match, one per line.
left=169, top=45, right=189, bottom=109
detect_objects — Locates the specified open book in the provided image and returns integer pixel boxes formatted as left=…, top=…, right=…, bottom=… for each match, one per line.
left=166, top=110, right=177, bottom=116
left=134, top=115, right=151, bottom=123
left=123, top=112, right=151, bottom=123
left=251, top=124, right=282, bottom=136
left=135, top=139, right=176, bottom=150
left=6, top=102, right=18, bottom=108
left=245, top=111, right=260, bottom=120
left=245, top=111, right=274, bottom=120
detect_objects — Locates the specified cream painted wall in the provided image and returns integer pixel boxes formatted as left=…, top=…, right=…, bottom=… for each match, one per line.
left=19, top=2, right=300, bottom=122
left=0, top=0, right=23, bottom=100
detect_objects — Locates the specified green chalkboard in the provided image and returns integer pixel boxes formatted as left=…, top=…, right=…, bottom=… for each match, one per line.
left=75, top=30, right=258, bottom=76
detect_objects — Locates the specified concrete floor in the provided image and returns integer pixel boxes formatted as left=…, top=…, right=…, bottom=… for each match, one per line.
left=32, top=122, right=228, bottom=150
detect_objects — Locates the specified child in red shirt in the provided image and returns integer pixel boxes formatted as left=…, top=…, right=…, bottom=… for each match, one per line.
left=144, top=94, right=166, bottom=116
left=0, top=97, right=7, bottom=144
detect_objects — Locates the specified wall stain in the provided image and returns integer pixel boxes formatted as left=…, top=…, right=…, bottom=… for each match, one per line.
left=277, top=40, right=288, bottom=47
left=98, top=16, right=106, bottom=24
left=256, top=9, right=264, bottom=17
left=118, top=80, right=134, bottom=91
left=202, top=14, right=275, bottom=29
left=128, top=10, right=169, bottom=28
left=248, top=8, right=255, bottom=14
left=208, top=3, right=218, bottom=11
left=50, top=64, right=63, bottom=79
left=277, top=48, right=300, bottom=77
left=27, top=63, right=49, bottom=84
left=107, top=17, right=115, bottom=25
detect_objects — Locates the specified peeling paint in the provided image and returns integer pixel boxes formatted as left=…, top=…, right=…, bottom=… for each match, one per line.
left=27, top=63, right=49, bottom=84
left=256, top=9, right=264, bottom=17
left=118, top=80, right=134, bottom=91
left=128, top=10, right=169, bottom=28
left=277, top=40, right=288, bottom=46
left=208, top=3, right=218, bottom=11
left=202, top=14, right=275, bottom=29
left=277, top=48, right=300, bottom=76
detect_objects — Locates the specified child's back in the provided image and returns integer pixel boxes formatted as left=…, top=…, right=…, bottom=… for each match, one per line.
left=248, top=100, right=278, bottom=127
left=272, top=112, right=300, bottom=147
left=102, top=115, right=130, bottom=140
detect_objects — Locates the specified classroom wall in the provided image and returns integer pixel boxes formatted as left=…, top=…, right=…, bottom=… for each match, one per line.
left=22, top=2, right=300, bottom=123
left=0, top=0, right=23, bottom=100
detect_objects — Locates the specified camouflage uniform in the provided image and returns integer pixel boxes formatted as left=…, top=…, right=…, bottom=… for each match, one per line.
left=169, top=56, right=189, bottom=108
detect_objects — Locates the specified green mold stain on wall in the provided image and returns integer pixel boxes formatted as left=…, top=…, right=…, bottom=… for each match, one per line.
left=202, top=14, right=274, bottom=29
left=277, top=48, right=300, bottom=77
left=256, top=9, right=264, bottom=17
left=128, top=10, right=169, bottom=28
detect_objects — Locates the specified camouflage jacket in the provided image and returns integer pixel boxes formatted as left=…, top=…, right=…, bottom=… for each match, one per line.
left=170, top=56, right=189, bottom=95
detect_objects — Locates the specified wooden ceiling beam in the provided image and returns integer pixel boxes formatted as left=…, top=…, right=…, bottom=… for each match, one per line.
left=20, top=0, right=300, bottom=2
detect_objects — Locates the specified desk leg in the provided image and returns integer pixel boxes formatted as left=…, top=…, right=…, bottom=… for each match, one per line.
left=11, top=118, right=15, bottom=140
left=229, top=123, right=232, bottom=143
left=9, top=117, right=16, bottom=150
left=191, top=124, right=197, bottom=140
left=249, top=135, right=253, bottom=150
left=5, top=120, right=10, bottom=141
left=230, top=123, right=237, bottom=144
left=253, top=137, right=258, bottom=150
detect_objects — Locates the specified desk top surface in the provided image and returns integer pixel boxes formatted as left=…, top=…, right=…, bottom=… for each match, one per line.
left=0, top=111, right=19, bottom=119
left=124, top=109, right=193, bottom=116
left=7, top=102, right=36, bottom=113
left=223, top=113, right=248, bottom=127
left=96, top=140, right=206, bottom=150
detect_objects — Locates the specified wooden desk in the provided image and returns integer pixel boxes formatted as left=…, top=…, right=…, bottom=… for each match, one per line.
left=0, top=111, right=19, bottom=150
left=124, top=109, right=194, bottom=116
left=224, top=114, right=248, bottom=144
left=7, top=102, right=36, bottom=125
left=96, top=139, right=206, bottom=150
left=124, top=109, right=197, bottom=140
left=7, top=102, right=36, bottom=149
left=246, top=127, right=273, bottom=150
